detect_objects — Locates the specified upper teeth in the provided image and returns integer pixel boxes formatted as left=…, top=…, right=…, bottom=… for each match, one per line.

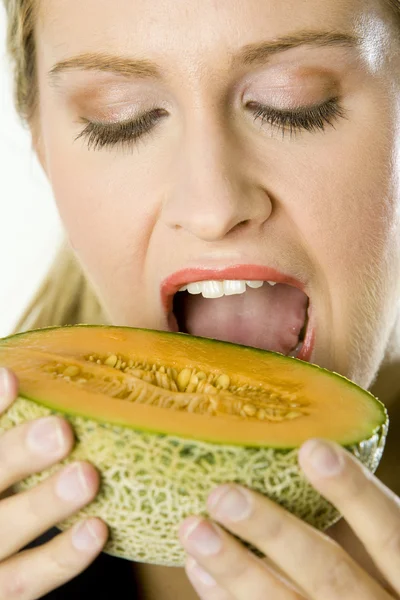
left=178, top=280, right=277, bottom=298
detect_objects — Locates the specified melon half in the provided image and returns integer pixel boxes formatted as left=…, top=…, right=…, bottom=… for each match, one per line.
left=0, top=325, right=388, bottom=566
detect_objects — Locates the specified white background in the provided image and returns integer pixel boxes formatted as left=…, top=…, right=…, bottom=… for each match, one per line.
left=0, top=3, right=63, bottom=338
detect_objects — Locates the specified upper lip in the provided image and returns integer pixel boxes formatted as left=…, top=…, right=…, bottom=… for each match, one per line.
left=160, top=264, right=308, bottom=316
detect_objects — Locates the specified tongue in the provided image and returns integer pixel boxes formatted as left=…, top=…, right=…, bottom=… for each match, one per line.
left=175, top=283, right=308, bottom=354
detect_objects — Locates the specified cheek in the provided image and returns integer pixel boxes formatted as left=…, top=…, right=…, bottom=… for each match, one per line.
left=43, top=132, right=165, bottom=277
left=290, top=99, right=399, bottom=287
left=289, top=101, right=400, bottom=382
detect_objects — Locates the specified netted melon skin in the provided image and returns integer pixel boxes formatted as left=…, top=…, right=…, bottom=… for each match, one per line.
left=0, top=396, right=387, bottom=567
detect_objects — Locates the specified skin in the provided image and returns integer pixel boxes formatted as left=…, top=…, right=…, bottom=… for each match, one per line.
left=1, top=0, right=400, bottom=597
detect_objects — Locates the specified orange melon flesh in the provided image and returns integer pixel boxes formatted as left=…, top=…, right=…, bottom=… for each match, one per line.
left=0, top=324, right=386, bottom=449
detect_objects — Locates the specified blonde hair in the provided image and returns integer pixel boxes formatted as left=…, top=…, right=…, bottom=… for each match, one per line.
left=3, top=1, right=111, bottom=334
left=11, top=239, right=111, bottom=334
left=2, top=0, right=400, bottom=335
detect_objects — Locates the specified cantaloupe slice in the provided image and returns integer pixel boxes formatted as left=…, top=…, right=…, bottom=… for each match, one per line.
left=0, top=325, right=388, bottom=566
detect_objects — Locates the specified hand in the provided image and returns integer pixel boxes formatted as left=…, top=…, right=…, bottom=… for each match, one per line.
left=179, top=437, right=400, bottom=599
left=0, top=367, right=108, bottom=599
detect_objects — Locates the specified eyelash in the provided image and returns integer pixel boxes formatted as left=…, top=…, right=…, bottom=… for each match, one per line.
left=248, top=97, right=348, bottom=139
left=75, top=97, right=347, bottom=151
left=75, top=108, right=167, bottom=151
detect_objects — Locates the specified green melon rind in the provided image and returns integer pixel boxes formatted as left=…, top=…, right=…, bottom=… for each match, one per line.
left=0, top=324, right=388, bottom=447
left=0, top=394, right=388, bottom=567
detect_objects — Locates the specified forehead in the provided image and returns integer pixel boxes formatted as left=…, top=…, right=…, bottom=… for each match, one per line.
left=36, top=0, right=391, bottom=79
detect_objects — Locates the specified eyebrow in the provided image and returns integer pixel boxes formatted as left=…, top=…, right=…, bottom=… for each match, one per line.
left=48, top=29, right=359, bottom=83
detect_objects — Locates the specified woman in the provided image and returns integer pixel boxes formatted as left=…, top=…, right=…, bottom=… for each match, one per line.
left=1, top=0, right=399, bottom=597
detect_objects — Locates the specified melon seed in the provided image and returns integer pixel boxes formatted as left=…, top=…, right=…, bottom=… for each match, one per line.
left=161, top=374, right=171, bottom=390
left=196, top=380, right=206, bottom=393
left=243, top=403, right=257, bottom=417
left=266, top=412, right=286, bottom=422
left=177, top=369, right=192, bottom=392
left=285, top=411, right=304, bottom=420
left=131, top=369, right=145, bottom=378
left=186, top=374, right=199, bottom=392
left=196, top=371, right=207, bottom=380
left=105, top=355, right=118, bottom=368
left=216, top=374, right=230, bottom=390
left=204, top=383, right=218, bottom=395
left=188, top=397, right=201, bottom=412
left=63, top=365, right=81, bottom=378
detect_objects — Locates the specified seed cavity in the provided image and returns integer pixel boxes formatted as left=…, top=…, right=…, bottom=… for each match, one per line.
left=41, top=352, right=309, bottom=422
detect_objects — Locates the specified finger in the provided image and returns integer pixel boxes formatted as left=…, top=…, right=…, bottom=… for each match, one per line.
left=0, top=415, right=75, bottom=492
left=0, top=461, right=100, bottom=560
left=0, top=368, right=18, bottom=412
left=0, top=517, right=108, bottom=600
left=204, top=483, right=392, bottom=600
left=185, top=556, right=234, bottom=600
left=0, top=367, right=19, bottom=501
left=298, top=438, right=400, bottom=592
left=180, top=516, right=305, bottom=600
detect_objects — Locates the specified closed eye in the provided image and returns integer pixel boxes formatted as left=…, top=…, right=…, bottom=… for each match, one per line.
left=247, top=97, right=348, bottom=138
left=75, top=97, right=348, bottom=152
left=74, top=108, right=168, bottom=151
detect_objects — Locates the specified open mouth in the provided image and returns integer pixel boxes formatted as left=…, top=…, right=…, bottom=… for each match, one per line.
left=164, top=274, right=314, bottom=362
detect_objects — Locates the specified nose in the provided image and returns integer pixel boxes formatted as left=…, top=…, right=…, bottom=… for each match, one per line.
left=160, top=117, right=272, bottom=242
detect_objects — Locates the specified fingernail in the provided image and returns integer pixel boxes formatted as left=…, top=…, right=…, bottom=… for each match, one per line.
left=0, top=368, right=12, bottom=407
left=182, top=517, right=222, bottom=555
left=26, top=417, right=65, bottom=455
left=208, top=485, right=252, bottom=521
left=56, top=463, right=91, bottom=502
left=72, top=519, right=103, bottom=551
left=187, top=556, right=217, bottom=587
left=303, top=439, right=343, bottom=476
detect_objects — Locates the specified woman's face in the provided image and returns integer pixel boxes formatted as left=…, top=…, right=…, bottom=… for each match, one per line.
left=35, top=0, right=400, bottom=389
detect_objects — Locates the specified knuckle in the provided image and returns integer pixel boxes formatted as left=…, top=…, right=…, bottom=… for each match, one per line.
left=258, top=514, right=284, bottom=544
left=24, top=484, right=51, bottom=522
left=219, top=556, right=250, bottom=583
left=338, top=466, right=371, bottom=504
left=312, top=552, right=360, bottom=598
